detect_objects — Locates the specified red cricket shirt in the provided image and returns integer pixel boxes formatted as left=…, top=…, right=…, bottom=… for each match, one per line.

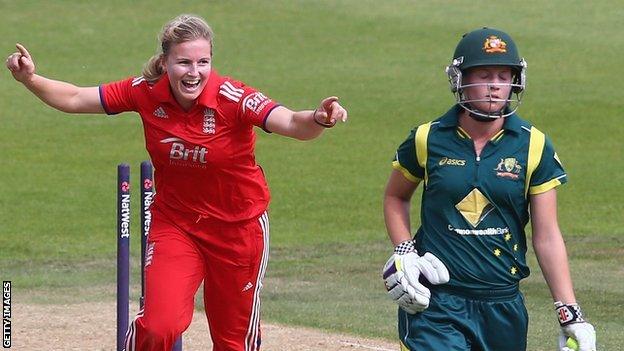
left=99, top=70, right=280, bottom=222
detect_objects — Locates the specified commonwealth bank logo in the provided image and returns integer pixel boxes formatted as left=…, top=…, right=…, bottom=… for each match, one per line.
left=455, top=188, right=494, bottom=227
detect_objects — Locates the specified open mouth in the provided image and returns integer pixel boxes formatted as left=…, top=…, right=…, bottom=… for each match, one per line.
left=182, top=78, right=201, bottom=90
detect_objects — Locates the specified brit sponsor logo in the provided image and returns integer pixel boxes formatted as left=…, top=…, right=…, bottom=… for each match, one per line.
left=160, top=137, right=208, bottom=168
left=242, top=92, right=272, bottom=115
left=494, top=157, right=522, bottom=180
left=448, top=224, right=509, bottom=236
left=203, top=108, right=216, bottom=134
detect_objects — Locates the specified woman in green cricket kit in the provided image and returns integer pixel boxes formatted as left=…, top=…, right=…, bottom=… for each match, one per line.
left=381, top=27, right=596, bottom=351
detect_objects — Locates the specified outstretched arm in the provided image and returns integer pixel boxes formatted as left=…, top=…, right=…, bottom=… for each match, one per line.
left=264, top=96, right=347, bottom=140
left=6, top=43, right=104, bottom=114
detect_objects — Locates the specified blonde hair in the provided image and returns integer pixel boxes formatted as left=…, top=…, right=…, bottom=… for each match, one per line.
left=142, top=14, right=214, bottom=84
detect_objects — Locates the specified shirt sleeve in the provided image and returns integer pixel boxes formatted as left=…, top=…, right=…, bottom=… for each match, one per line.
left=99, top=77, right=138, bottom=115
left=236, top=84, right=280, bottom=132
left=392, top=128, right=424, bottom=182
left=529, top=136, right=567, bottom=194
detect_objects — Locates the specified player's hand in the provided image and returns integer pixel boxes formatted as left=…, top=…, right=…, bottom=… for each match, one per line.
left=312, top=96, right=347, bottom=127
left=555, top=302, right=596, bottom=351
left=382, top=252, right=431, bottom=314
left=6, top=43, right=35, bottom=83
left=558, top=323, right=596, bottom=351
left=382, top=240, right=449, bottom=314
left=412, top=252, right=450, bottom=285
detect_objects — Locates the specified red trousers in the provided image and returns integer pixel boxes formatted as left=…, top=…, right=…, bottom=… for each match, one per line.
left=124, top=205, right=270, bottom=351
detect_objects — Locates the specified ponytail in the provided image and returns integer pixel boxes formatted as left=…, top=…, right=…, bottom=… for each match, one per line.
left=142, top=54, right=164, bottom=84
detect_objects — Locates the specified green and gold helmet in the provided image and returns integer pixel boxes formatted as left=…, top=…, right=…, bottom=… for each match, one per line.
left=445, top=27, right=527, bottom=119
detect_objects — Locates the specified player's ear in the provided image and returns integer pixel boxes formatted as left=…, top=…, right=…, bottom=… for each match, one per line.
left=159, top=54, right=166, bottom=73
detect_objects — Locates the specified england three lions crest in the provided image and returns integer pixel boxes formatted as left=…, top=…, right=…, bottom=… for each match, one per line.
left=203, top=108, right=216, bottom=134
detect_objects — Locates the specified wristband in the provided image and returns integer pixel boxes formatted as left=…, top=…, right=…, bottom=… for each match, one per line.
left=555, top=301, right=585, bottom=326
left=394, top=240, right=415, bottom=255
left=312, top=109, right=335, bottom=128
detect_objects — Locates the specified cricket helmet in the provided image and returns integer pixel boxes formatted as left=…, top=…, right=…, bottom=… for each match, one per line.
left=445, top=27, right=527, bottom=119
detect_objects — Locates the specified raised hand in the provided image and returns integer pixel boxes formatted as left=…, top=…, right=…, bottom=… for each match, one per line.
left=6, top=43, right=36, bottom=83
left=312, top=96, right=348, bottom=127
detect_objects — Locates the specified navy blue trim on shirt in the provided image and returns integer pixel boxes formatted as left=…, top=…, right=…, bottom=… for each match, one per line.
left=261, top=104, right=281, bottom=133
left=98, top=85, right=118, bottom=115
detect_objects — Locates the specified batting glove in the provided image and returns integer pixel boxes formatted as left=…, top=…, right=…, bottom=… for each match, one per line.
left=555, top=301, right=596, bottom=351
left=382, top=240, right=449, bottom=314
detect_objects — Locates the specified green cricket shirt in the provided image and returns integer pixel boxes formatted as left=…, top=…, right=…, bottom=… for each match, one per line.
left=393, top=105, right=567, bottom=290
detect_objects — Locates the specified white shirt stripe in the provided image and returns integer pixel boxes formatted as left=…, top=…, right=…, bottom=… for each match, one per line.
left=220, top=86, right=242, bottom=98
left=219, top=89, right=241, bottom=102
left=220, top=84, right=243, bottom=99
left=131, top=76, right=145, bottom=86
left=223, top=81, right=244, bottom=94
left=245, top=212, right=269, bottom=351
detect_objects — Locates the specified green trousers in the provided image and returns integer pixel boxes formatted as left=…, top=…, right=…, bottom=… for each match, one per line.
left=398, top=284, right=528, bottom=351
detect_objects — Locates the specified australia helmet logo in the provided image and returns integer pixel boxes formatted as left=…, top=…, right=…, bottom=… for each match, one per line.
left=483, top=36, right=507, bottom=53
left=494, top=157, right=522, bottom=180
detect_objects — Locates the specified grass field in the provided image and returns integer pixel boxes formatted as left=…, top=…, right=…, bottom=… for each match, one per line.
left=1, top=1, right=622, bottom=350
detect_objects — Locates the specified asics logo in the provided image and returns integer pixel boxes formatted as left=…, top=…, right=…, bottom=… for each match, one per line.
left=439, top=157, right=466, bottom=166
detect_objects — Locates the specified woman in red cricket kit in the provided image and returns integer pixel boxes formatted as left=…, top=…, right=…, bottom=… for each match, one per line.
left=6, top=14, right=348, bottom=351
